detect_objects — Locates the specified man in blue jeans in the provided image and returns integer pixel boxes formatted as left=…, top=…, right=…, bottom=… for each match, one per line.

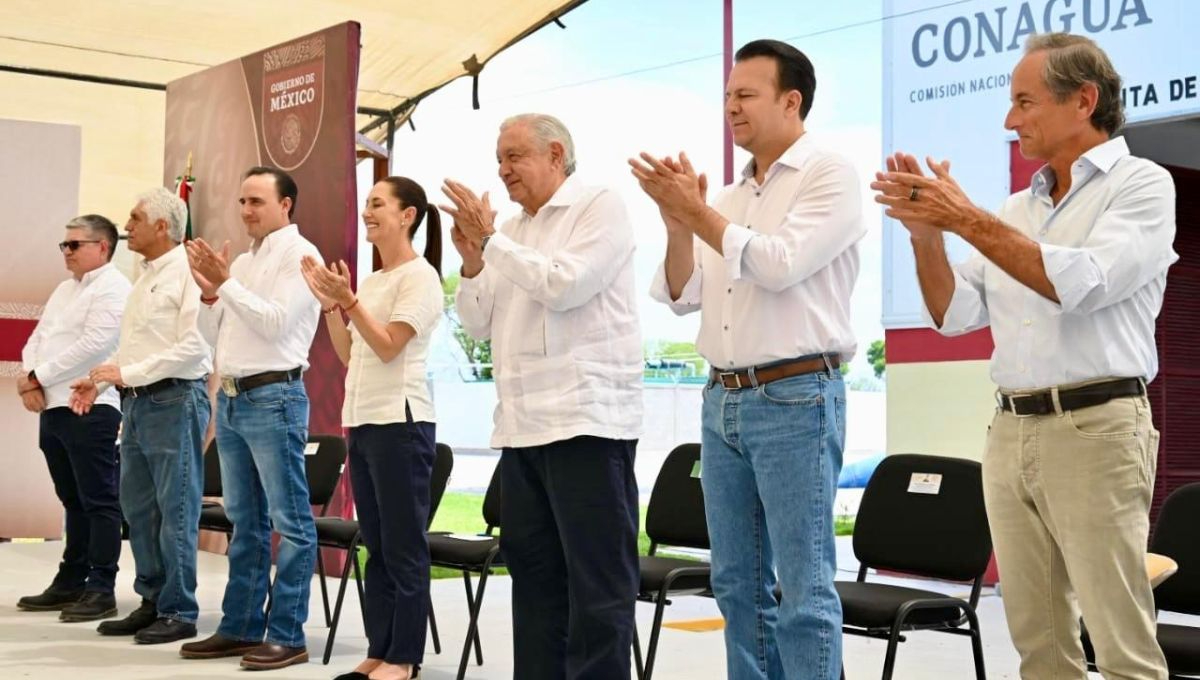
left=70, top=188, right=212, bottom=644
left=636, top=40, right=864, bottom=679
left=182, top=166, right=320, bottom=671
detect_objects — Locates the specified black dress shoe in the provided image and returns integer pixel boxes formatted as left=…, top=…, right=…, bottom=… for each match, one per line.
left=97, top=599, right=157, bottom=635
left=59, top=591, right=117, bottom=622
left=331, top=673, right=368, bottom=680
left=134, top=617, right=197, bottom=644
left=17, top=587, right=83, bottom=611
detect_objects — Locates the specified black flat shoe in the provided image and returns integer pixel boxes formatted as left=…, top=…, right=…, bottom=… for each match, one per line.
left=59, top=591, right=117, bottom=622
left=134, top=617, right=197, bottom=644
left=97, top=599, right=156, bottom=635
left=17, top=587, right=83, bottom=612
left=332, top=673, right=368, bottom=680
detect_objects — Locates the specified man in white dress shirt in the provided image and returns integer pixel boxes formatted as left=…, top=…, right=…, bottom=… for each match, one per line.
left=18, top=215, right=129, bottom=623
left=180, top=166, right=320, bottom=671
left=633, top=40, right=864, bottom=680
left=873, top=33, right=1172, bottom=679
left=442, top=113, right=643, bottom=680
left=69, top=189, right=213, bottom=644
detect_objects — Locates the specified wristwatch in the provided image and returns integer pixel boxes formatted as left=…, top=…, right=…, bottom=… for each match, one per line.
left=27, top=370, right=39, bottom=386
left=480, top=234, right=493, bottom=251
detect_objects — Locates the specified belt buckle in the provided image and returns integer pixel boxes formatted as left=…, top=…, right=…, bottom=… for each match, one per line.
left=718, top=371, right=742, bottom=389
left=1008, top=393, right=1037, bottom=418
left=220, top=376, right=238, bottom=398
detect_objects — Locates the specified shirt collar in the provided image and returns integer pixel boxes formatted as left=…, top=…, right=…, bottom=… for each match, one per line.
left=539, top=174, right=584, bottom=211
left=140, top=243, right=185, bottom=274
left=740, top=133, right=814, bottom=185
left=1029, top=136, right=1128, bottom=197
left=253, top=223, right=298, bottom=253
left=79, top=262, right=115, bottom=285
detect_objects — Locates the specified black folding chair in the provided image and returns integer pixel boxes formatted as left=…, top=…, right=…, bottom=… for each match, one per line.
left=198, top=439, right=232, bottom=531
left=317, top=442, right=455, bottom=664
left=1084, top=482, right=1200, bottom=678
left=837, top=453, right=991, bottom=680
left=632, top=443, right=712, bottom=680
left=426, top=460, right=503, bottom=680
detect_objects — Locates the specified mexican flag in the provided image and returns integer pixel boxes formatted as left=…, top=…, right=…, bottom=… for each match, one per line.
left=175, top=173, right=194, bottom=240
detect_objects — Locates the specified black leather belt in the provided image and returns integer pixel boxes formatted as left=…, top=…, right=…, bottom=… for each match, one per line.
left=219, top=367, right=302, bottom=397
left=119, top=377, right=193, bottom=399
left=710, top=354, right=839, bottom=390
left=998, top=377, right=1144, bottom=416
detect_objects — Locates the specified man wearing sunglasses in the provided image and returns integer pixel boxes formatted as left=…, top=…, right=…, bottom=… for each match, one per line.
left=18, top=215, right=130, bottom=623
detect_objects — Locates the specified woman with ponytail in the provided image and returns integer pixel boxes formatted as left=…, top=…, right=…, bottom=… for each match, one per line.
left=301, top=176, right=443, bottom=680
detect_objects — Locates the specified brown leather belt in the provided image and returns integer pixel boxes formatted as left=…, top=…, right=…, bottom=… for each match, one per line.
left=998, top=377, right=1144, bottom=416
left=709, top=355, right=839, bottom=390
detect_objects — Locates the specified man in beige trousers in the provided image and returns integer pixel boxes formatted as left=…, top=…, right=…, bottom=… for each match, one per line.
left=873, top=32, right=1174, bottom=679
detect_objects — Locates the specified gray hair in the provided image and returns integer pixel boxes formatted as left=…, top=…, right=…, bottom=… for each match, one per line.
left=64, top=214, right=118, bottom=261
left=500, top=113, right=577, bottom=176
left=1025, top=32, right=1124, bottom=136
left=136, top=187, right=188, bottom=243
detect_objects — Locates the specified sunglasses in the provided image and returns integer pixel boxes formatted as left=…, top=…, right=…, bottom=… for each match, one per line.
left=58, top=239, right=103, bottom=253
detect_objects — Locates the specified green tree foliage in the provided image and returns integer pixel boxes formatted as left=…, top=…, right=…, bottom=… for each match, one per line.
left=867, top=339, right=886, bottom=379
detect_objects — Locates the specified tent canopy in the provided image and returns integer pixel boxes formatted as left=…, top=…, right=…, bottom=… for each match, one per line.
left=0, top=0, right=588, bottom=142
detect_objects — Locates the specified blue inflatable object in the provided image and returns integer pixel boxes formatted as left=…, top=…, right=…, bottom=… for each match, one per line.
left=838, top=453, right=885, bottom=488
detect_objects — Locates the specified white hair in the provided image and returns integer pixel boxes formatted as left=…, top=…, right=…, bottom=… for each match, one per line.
left=500, top=113, right=577, bottom=176
left=136, top=187, right=188, bottom=243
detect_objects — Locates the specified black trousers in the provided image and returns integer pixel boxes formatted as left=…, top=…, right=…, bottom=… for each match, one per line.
left=347, top=420, right=435, bottom=665
left=501, top=436, right=639, bottom=680
left=38, top=405, right=123, bottom=593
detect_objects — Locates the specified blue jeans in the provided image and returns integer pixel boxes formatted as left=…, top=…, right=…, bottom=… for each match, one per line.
left=701, top=370, right=845, bottom=680
left=119, top=379, right=209, bottom=623
left=215, top=380, right=316, bottom=648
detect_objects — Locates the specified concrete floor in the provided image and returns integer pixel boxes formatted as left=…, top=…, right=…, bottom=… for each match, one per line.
left=0, top=539, right=1035, bottom=679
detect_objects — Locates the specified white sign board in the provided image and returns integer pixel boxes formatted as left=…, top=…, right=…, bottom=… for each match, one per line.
left=882, top=0, right=1200, bottom=327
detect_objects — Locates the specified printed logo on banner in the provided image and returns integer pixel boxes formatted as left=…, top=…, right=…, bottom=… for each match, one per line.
left=261, top=35, right=326, bottom=171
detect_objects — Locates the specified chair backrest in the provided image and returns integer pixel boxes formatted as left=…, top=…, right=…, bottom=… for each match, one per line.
left=428, top=443, right=455, bottom=529
left=304, top=434, right=348, bottom=510
left=645, top=443, right=708, bottom=551
left=481, top=459, right=503, bottom=531
left=853, top=453, right=992, bottom=583
left=1150, top=482, right=1200, bottom=615
left=202, top=438, right=222, bottom=497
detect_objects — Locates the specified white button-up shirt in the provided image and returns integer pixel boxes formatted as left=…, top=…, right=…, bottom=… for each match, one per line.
left=343, top=258, right=442, bottom=427
left=651, top=134, right=865, bottom=369
left=456, top=175, right=643, bottom=449
left=932, top=137, right=1177, bottom=389
left=22, top=263, right=131, bottom=409
left=200, top=224, right=321, bottom=378
left=115, top=244, right=212, bottom=386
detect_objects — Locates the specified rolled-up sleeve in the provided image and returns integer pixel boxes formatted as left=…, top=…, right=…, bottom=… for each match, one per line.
left=1039, top=165, right=1177, bottom=315
left=926, top=252, right=990, bottom=335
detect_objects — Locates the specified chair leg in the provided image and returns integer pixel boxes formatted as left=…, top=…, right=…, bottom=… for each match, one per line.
left=428, top=593, right=442, bottom=654
left=643, top=596, right=669, bottom=680
left=965, top=607, right=987, bottom=680
left=457, top=567, right=493, bottom=680
left=461, top=571, right=483, bottom=665
left=633, top=619, right=645, bottom=680
left=316, top=547, right=332, bottom=627
left=881, top=620, right=905, bottom=680
left=323, top=542, right=359, bottom=665
left=353, top=548, right=367, bottom=630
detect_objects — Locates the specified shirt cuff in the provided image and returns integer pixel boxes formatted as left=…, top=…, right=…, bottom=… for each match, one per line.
left=1040, top=243, right=1101, bottom=315
left=720, top=223, right=754, bottom=281
left=649, top=263, right=701, bottom=313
